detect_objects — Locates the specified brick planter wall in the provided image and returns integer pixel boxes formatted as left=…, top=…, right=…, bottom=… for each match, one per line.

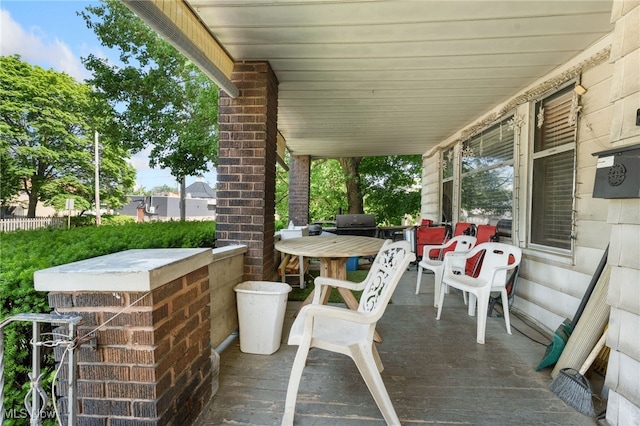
left=48, top=266, right=211, bottom=426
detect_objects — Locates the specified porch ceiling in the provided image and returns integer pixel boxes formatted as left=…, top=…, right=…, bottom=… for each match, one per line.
left=185, top=0, right=613, bottom=158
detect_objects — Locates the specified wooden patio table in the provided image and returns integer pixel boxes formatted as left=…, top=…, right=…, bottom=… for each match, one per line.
left=275, top=235, right=385, bottom=340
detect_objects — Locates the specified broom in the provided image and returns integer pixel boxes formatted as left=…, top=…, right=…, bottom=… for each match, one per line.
left=549, top=329, right=607, bottom=416
left=536, top=245, right=608, bottom=371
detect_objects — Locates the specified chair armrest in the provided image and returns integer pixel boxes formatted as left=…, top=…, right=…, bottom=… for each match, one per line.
left=442, top=252, right=467, bottom=273
left=312, top=276, right=366, bottom=304
left=314, top=276, right=366, bottom=291
left=302, top=304, right=372, bottom=325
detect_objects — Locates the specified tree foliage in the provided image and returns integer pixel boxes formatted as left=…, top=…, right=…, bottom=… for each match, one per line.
left=79, top=0, right=219, bottom=180
left=310, top=159, right=346, bottom=222
left=338, top=157, right=364, bottom=214
left=0, top=55, right=135, bottom=217
left=275, top=154, right=421, bottom=226
left=359, top=155, right=422, bottom=224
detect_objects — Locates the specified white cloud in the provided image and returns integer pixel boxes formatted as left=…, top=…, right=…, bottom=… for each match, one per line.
left=0, top=9, right=89, bottom=81
left=128, top=148, right=154, bottom=171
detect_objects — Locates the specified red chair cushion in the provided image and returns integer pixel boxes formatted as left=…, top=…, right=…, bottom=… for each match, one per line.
left=416, top=226, right=447, bottom=257
left=453, top=222, right=472, bottom=236
left=475, top=225, right=497, bottom=243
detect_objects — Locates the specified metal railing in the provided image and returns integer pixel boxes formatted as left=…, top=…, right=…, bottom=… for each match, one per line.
left=0, top=313, right=82, bottom=425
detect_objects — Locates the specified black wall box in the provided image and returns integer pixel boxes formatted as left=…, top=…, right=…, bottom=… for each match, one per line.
left=592, top=143, right=640, bottom=199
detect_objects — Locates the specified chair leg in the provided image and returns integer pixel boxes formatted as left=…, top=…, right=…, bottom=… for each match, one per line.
left=467, top=293, right=477, bottom=316
left=475, top=292, right=490, bottom=344
left=350, top=344, right=400, bottom=426
left=372, top=343, right=384, bottom=372
left=282, top=343, right=311, bottom=425
left=415, top=265, right=424, bottom=294
left=500, top=288, right=512, bottom=335
left=435, top=282, right=447, bottom=320
left=433, top=270, right=442, bottom=308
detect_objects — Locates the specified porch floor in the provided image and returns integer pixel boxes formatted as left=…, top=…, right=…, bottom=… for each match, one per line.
left=199, top=267, right=600, bottom=425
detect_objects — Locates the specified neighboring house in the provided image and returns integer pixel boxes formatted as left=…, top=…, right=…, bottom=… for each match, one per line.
left=118, top=179, right=216, bottom=221
left=2, top=193, right=58, bottom=218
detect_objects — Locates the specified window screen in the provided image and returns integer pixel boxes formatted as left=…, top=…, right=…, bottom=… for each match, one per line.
left=441, top=147, right=454, bottom=222
left=460, top=118, right=514, bottom=224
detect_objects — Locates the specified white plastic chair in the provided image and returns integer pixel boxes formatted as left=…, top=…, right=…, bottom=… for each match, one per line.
left=282, top=240, right=415, bottom=426
left=436, top=242, right=522, bottom=344
left=415, top=235, right=477, bottom=307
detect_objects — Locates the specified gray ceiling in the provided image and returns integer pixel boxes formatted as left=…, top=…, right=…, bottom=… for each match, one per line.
left=186, top=0, right=613, bottom=159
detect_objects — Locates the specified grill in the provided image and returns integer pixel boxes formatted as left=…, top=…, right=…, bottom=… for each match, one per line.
left=335, top=214, right=377, bottom=237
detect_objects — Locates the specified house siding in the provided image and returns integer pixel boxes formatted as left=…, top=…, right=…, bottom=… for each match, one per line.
left=604, top=2, right=640, bottom=424
left=420, top=153, right=441, bottom=221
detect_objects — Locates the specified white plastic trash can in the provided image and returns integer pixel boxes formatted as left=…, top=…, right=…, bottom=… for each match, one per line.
left=234, top=281, right=292, bottom=355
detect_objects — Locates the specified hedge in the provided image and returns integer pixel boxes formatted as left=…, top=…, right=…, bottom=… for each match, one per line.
left=0, top=220, right=216, bottom=423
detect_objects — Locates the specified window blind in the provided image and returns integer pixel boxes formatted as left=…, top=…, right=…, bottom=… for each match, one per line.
left=535, top=88, right=575, bottom=152
left=531, top=87, right=576, bottom=250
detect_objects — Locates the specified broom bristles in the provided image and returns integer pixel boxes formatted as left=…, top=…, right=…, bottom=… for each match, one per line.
left=549, top=368, right=595, bottom=417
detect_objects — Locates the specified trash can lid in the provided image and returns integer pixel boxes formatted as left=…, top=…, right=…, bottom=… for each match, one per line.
left=234, top=281, right=292, bottom=295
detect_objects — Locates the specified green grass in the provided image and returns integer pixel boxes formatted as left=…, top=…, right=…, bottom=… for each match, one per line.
left=288, top=269, right=369, bottom=303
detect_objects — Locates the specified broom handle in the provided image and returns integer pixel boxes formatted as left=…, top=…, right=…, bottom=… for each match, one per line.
left=572, top=245, right=608, bottom=328
left=579, top=330, right=607, bottom=375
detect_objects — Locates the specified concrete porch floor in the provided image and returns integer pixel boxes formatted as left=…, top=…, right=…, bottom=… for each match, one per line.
left=199, top=267, right=601, bottom=425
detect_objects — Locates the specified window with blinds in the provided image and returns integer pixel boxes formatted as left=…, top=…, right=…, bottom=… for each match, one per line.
left=460, top=117, right=514, bottom=224
left=531, top=86, right=576, bottom=250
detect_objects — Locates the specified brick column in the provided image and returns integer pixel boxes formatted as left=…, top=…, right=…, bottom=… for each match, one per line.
left=41, top=251, right=213, bottom=426
left=288, top=155, right=310, bottom=226
left=217, top=61, right=279, bottom=280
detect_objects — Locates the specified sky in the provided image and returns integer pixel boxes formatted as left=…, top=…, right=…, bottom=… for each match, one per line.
left=0, top=0, right=217, bottom=191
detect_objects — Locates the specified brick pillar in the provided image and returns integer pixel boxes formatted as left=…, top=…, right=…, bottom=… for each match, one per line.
left=288, top=155, right=310, bottom=226
left=48, top=267, right=212, bottom=426
left=217, top=61, right=278, bottom=280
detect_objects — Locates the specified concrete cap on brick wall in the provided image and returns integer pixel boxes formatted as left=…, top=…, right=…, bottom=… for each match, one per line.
left=34, top=248, right=213, bottom=292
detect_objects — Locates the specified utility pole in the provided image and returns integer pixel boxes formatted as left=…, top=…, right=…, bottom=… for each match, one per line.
left=180, top=176, right=186, bottom=221
left=94, top=131, right=101, bottom=226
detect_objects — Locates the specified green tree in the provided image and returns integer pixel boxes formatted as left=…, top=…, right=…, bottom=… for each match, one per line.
left=360, top=155, right=422, bottom=224
left=80, top=0, right=219, bottom=185
left=0, top=138, right=21, bottom=216
left=151, top=184, right=178, bottom=194
left=338, top=157, right=364, bottom=214
left=310, top=159, right=346, bottom=222
left=0, top=55, right=135, bottom=217
left=275, top=155, right=420, bottom=226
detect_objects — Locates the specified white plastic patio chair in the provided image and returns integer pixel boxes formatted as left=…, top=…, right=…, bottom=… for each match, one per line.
left=436, top=242, right=522, bottom=344
left=415, top=235, right=477, bottom=307
left=282, top=240, right=415, bottom=426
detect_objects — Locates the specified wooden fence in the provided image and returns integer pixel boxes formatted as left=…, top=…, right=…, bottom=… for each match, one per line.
left=0, top=217, right=66, bottom=233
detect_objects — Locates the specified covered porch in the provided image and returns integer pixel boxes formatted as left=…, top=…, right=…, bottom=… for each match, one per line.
left=200, top=268, right=602, bottom=425
left=107, top=1, right=639, bottom=424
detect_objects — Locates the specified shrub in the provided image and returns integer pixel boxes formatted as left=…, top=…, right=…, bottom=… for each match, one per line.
left=0, top=221, right=216, bottom=421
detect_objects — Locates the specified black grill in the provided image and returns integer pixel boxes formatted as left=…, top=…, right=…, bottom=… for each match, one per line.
left=335, top=214, right=377, bottom=237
